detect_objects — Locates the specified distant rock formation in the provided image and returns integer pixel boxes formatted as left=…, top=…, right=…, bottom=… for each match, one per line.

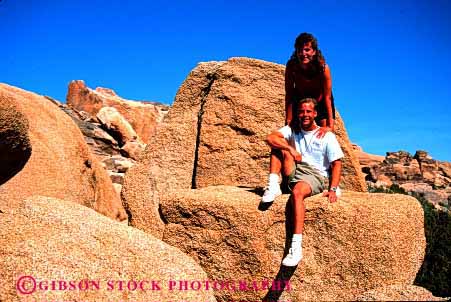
left=122, top=57, right=367, bottom=237
left=0, top=83, right=126, bottom=221
left=160, top=186, right=425, bottom=301
left=0, top=196, right=216, bottom=302
left=352, top=143, right=385, bottom=170
left=67, top=80, right=168, bottom=144
left=357, top=147, right=451, bottom=209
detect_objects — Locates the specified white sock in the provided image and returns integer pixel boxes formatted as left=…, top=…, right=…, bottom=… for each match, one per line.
left=292, top=233, right=303, bottom=243
left=268, top=173, right=279, bottom=187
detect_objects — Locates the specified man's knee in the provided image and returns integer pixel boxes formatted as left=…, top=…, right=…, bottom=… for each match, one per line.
left=292, top=181, right=312, bottom=200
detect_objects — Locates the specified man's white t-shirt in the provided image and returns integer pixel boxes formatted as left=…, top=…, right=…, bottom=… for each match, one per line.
left=278, top=126, right=344, bottom=177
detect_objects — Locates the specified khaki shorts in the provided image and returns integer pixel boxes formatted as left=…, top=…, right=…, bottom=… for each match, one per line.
left=287, top=162, right=327, bottom=195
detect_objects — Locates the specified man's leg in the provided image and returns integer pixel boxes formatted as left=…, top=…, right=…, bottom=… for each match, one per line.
left=262, top=149, right=288, bottom=203
left=282, top=181, right=311, bottom=266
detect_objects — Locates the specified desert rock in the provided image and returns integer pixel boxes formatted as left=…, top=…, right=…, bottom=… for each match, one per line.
left=364, top=150, right=451, bottom=208
left=160, top=186, right=425, bottom=301
left=67, top=80, right=169, bottom=144
left=352, top=143, right=385, bottom=171
left=96, top=106, right=140, bottom=145
left=0, top=83, right=126, bottom=221
left=0, top=196, right=216, bottom=302
left=122, top=57, right=366, bottom=237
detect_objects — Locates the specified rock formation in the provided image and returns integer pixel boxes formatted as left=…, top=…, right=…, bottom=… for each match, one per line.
left=0, top=196, right=216, bottom=302
left=159, top=186, right=425, bottom=301
left=48, top=97, right=143, bottom=195
left=0, top=83, right=126, bottom=221
left=362, top=150, right=451, bottom=209
left=66, top=80, right=169, bottom=144
left=122, top=57, right=367, bottom=237
left=352, top=143, right=385, bottom=171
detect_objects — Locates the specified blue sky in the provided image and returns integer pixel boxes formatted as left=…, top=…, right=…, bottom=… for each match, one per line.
left=2, top=0, right=451, bottom=161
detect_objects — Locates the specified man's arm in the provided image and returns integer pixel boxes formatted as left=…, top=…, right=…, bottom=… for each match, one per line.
left=324, top=159, right=342, bottom=203
left=266, top=131, right=301, bottom=162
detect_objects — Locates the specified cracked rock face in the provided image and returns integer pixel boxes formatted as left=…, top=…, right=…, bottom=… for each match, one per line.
left=0, top=83, right=127, bottom=222
left=122, top=57, right=366, bottom=238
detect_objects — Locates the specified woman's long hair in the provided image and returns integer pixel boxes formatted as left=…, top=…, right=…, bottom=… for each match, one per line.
left=288, top=33, right=326, bottom=74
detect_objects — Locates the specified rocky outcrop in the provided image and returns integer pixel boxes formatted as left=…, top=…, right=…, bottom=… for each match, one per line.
left=352, top=143, right=384, bottom=171
left=0, top=196, right=216, bottom=302
left=49, top=97, right=140, bottom=195
left=66, top=80, right=169, bottom=144
left=160, top=186, right=425, bottom=301
left=122, top=57, right=367, bottom=237
left=0, top=84, right=126, bottom=221
left=96, top=106, right=141, bottom=145
left=356, top=285, right=446, bottom=301
left=363, top=150, right=451, bottom=209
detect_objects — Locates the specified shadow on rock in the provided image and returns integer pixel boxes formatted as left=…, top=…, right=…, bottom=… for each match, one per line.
left=0, top=104, right=32, bottom=186
left=414, top=193, right=451, bottom=298
left=263, top=197, right=298, bottom=302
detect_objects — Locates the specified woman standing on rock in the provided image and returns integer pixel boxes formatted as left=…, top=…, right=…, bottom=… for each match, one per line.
left=285, top=32, right=336, bottom=136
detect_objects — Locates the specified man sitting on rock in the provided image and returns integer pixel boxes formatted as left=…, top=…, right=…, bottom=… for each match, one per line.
left=262, top=97, right=343, bottom=266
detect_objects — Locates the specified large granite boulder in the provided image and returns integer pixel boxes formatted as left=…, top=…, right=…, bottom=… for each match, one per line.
left=122, top=57, right=366, bottom=237
left=160, top=186, right=426, bottom=301
left=0, top=83, right=126, bottom=221
left=0, top=196, right=216, bottom=302
left=66, top=80, right=169, bottom=144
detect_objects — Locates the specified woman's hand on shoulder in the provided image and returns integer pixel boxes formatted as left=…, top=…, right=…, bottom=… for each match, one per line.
left=316, top=126, right=332, bottom=138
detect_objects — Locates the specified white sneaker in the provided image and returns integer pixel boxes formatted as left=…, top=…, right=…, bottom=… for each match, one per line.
left=261, top=185, right=282, bottom=203
left=282, top=245, right=303, bottom=266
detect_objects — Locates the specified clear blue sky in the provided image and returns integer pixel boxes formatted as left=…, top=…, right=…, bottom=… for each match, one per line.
left=2, top=0, right=451, bottom=161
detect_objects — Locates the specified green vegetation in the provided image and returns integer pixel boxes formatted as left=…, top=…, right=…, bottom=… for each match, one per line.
left=368, top=183, right=451, bottom=297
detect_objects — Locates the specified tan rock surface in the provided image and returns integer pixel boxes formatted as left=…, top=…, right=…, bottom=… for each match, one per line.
left=122, top=57, right=366, bottom=237
left=356, top=285, right=446, bottom=301
left=0, top=83, right=126, bottom=221
left=121, top=141, right=146, bottom=160
left=96, top=106, right=140, bottom=145
left=160, top=186, right=425, bottom=301
left=0, top=196, right=216, bottom=302
left=122, top=61, right=223, bottom=237
left=352, top=143, right=385, bottom=170
left=67, top=80, right=169, bottom=144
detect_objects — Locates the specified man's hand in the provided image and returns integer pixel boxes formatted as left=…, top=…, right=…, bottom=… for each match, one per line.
left=316, top=126, right=332, bottom=138
left=289, top=147, right=302, bottom=162
left=323, top=190, right=338, bottom=203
